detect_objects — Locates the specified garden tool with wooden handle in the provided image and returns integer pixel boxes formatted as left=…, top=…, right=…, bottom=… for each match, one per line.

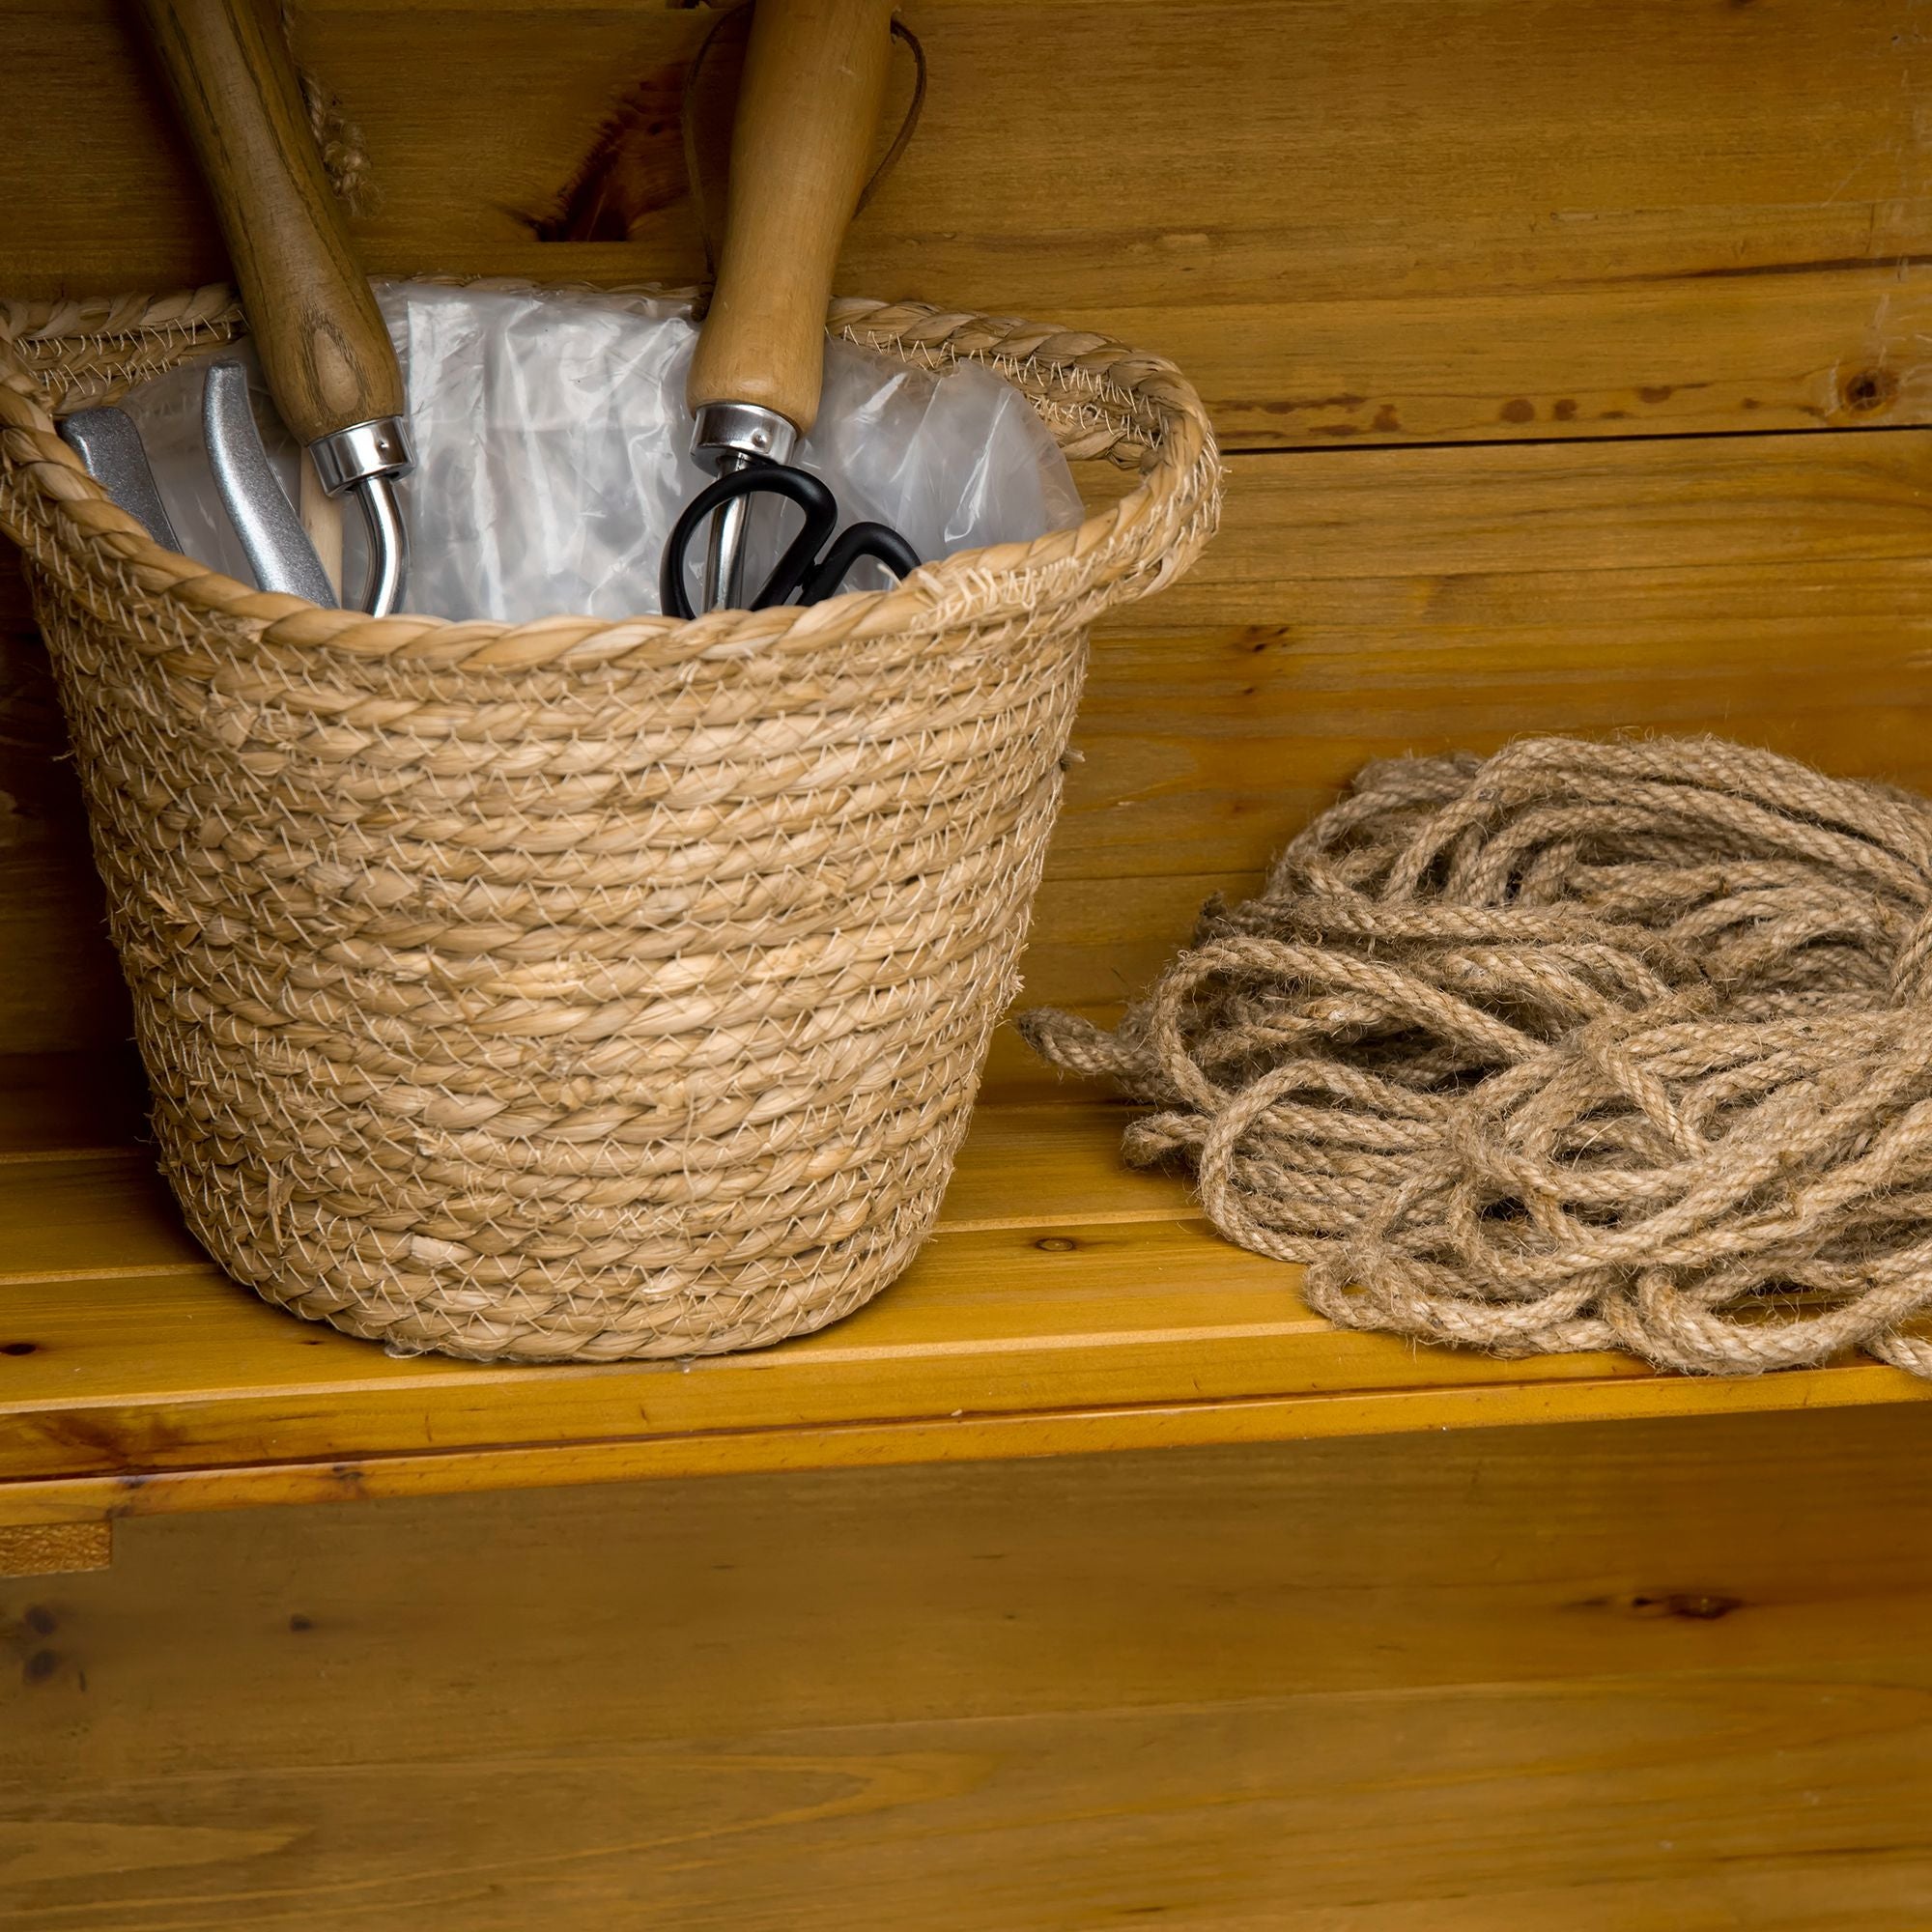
left=672, top=0, right=911, bottom=614
left=134, top=0, right=413, bottom=615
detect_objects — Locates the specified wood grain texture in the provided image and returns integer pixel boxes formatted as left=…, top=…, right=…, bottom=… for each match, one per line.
left=4, top=8, right=1928, bottom=1913
left=0, top=1521, right=109, bottom=1577
left=6, top=1, right=1932, bottom=447
left=0, top=1051, right=146, bottom=1159
left=1053, top=429, right=1932, bottom=881
left=0, top=567, right=128, bottom=1058
left=3, top=4, right=1931, bottom=1503
left=8, top=1409, right=1932, bottom=1925
left=0, top=1055, right=1923, bottom=1524
left=9, top=0, right=1932, bottom=1054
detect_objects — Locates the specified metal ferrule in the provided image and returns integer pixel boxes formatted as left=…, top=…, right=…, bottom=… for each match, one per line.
left=691, top=400, right=798, bottom=471
left=308, top=416, right=414, bottom=618
left=310, top=415, right=416, bottom=495
left=687, top=403, right=799, bottom=611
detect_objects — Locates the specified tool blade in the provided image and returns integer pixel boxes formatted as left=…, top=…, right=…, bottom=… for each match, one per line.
left=202, top=359, right=336, bottom=605
left=58, top=408, right=183, bottom=553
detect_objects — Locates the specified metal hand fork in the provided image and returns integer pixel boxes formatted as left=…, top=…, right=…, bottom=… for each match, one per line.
left=201, top=360, right=338, bottom=604
left=57, top=407, right=181, bottom=554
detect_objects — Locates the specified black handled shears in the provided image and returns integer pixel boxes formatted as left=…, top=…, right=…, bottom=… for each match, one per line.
left=659, top=462, right=920, bottom=620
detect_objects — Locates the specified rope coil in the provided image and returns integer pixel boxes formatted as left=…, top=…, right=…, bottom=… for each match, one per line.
left=1022, top=735, right=1932, bottom=1379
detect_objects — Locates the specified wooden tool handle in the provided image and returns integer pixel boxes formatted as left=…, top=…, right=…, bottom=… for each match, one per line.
left=134, top=0, right=403, bottom=445
left=687, top=0, right=897, bottom=435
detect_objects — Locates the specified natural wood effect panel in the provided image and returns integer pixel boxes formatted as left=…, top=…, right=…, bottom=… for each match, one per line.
left=1058, top=428, right=1932, bottom=878
left=0, top=9, right=1925, bottom=1914
left=4, top=1, right=1932, bottom=446
left=0, top=1521, right=109, bottom=1577
left=7, top=1407, right=1932, bottom=1926
left=0, top=1054, right=1923, bottom=1526
left=0, top=561, right=128, bottom=1058
left=0, top=1052, right=146, bottom=1160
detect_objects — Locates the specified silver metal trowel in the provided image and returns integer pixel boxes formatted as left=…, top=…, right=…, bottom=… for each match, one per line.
left=60, top=360, right=339, bottom=606
left=58, top=408, right=182, bottom=554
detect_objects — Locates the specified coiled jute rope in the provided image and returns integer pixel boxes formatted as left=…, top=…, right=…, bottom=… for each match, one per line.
left=1023, top=735, right=1932, bottom=1379
left=0, top=285, right=1219, bottom=1359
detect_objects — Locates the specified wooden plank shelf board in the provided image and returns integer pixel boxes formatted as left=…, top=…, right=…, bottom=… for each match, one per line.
left=1, top=1053, right=1925, bottom=1529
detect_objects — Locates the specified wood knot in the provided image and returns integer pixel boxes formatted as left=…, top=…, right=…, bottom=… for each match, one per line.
left=1600, top=1590, right=1747, bottom=1621
left=1839, top=368, right=1897, bottom=414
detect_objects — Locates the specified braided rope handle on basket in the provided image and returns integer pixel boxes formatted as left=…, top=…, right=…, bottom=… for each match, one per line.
left=0, top=286, right=245, bottom=404
left=0, top=285, right=1220, bottom=659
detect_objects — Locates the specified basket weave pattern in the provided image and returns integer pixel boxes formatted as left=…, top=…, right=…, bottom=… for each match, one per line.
left=0, top=285, right=1219, bottom=1360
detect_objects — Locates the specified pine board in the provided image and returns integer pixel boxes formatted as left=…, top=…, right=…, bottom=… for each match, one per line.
left=6, top=1, right=1932, bottom=446
left=0, top=1056, right=1922, bottom=1527
left=8, top=1408, right=1932, bottom=1926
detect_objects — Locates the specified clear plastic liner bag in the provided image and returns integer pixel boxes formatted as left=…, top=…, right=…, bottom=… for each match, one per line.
left=118, top=280, right=1085, bottom=622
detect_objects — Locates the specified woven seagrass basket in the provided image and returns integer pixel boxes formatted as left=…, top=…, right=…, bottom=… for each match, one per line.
left=0, top=284, right=1219, bottom=1361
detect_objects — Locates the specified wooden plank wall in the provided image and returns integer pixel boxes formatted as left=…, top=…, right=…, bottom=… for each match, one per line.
left=4, top=0, right=1932, bottom=1088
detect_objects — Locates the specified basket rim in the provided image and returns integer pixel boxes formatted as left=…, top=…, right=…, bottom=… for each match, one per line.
left=0, top=280, right=1221, bottom=669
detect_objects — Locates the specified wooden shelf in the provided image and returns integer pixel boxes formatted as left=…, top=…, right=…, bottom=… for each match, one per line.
left=0, top=1047, right=1925, bottom=1530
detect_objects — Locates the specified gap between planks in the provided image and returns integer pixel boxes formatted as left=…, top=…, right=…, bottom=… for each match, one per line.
left=1220, top=416, right=1932, bottom=461
left=5, top=1356, right=1928, bottom=1531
